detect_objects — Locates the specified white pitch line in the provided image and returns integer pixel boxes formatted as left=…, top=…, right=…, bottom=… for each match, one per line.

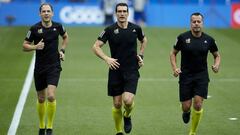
left=7, top=54, right=35, bottom=135
left=229, top=117, right=238, bottom=121
left=207, top=95, right=212, bottom=98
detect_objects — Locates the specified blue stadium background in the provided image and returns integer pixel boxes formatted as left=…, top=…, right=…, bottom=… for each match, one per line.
left=0, top=0, right=240, bottom=27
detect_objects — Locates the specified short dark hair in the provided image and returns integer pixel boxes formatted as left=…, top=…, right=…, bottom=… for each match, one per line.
left=115, top=3, right=128, bottom=13
left=39, top=3, right=53, bottom=12
left=191, top=12, right=204, bottom=20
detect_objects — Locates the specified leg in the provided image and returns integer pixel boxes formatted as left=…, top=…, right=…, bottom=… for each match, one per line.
left=46, top=85, right=57, bottom=131
left=181, top=99, right=192, bottom=124
left=189, top=96, right=204, bottom=135
left=112, top=95, right=123, bottom=134
left=189, top=77, right=208, bottom=135
left=37, top=89, right=47, bottom=130
left=122, top=70, right=138, bottom=117
left=193, top=95, right=203, bottom=111
left=122, top=92, right=135, bottom=133
left=35, top=71, right=47, bottom=135
left=122, top=92, right=135, bottom=117
left=121, top=70, right=139, bottom=134
left=182, top=99, right=192, bottom=112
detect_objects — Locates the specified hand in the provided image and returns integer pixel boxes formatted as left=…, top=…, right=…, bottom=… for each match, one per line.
left=173, top=68, right=181, bottom=77
left=59, top=51, right=65, bottom=61
left=105, top=57, right=120, bottom=70
left=212, top=65, right=219, bottom=73
left=137, top=55, right=144, bottom=68
left=35, top=39, right=44, bottom=50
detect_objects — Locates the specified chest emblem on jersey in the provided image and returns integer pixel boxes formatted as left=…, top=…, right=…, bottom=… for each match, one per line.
left=53, top=28, right=57, bottom=31
left=186, top=38, right=191, bottom=44
left=114, top=29, right=119, bottom=34
left=132, top=29, right=136, bottom=32
left=204, top=40, right=208, bottom=44
left=38, top=28, right=43, bottom=34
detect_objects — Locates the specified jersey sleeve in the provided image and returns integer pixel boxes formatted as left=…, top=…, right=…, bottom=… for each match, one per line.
left=209, top=38, right=218, bottom=53
left=136, top=26, right=145, bottom=41
left=97, top=27, right=108, bottom=43
left=59, top=24, right=66, bottom=36
left=24, top=26, right=34, bottom=42
left=173, top=35, right=182, bottom=51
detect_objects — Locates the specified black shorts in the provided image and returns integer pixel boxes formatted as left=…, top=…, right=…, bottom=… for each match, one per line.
left=34, top=65, right=62, bottom=91
left=108, top=70, right=140, bottom=96
left=179, top=71, right=209, bottom=102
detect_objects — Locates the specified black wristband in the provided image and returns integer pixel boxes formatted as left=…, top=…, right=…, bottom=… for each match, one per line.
left=139, top=54, right=144, bottom=59
left=60, top=48, right=65, bottom=54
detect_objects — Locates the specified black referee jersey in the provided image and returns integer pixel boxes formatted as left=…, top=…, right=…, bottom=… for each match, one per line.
left=174, top=31, right=218, bottom=74
left=25, top=21, right=66, bottom=71
left=98, top=22, right=145, bottom=70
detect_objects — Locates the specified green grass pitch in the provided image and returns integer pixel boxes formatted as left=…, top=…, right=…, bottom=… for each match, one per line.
left=0, top=26, right=240, bottom=135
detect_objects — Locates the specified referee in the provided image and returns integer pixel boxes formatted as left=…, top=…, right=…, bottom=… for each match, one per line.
left=170, top=12, right=221, bottom=135
left=92, top=3, right=147, bottom=135
left=22, top=3, right=68, bottom=135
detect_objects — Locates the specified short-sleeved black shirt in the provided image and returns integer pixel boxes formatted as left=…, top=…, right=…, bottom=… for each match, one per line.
left=98, top=22, right=145, bottom=70
left=25, top=21, right=66, bottom=71
left=174, top=31, right=218, bottom=74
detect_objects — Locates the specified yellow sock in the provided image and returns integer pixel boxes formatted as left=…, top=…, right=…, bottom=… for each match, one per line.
left=47, top=100, right=56, bottom=129
left=124, top=102, right=134, bottom=118
left=112, top=107, right=123, bottom=133
left=37, top=100, right=46, bottom=129
left=190, top=108, right=203, bottom=134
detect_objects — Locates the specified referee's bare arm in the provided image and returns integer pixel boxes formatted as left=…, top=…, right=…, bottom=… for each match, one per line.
left=59, top=32, right=69, bottom=61
left=211, top=51, right=221, bottom=73
left=92, top=40, right=120, bottom=70
left=23, top=39, right=44, bottom=52
left=60, top=32, right=69, bottom=51
left=92, top=40, right=108, bottom=60
left=139, top=36, right=147, bottom=55
left=170, top=48, right=181, bottom=77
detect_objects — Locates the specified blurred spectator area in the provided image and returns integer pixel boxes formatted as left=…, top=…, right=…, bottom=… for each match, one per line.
left=150, top=0, right=240, bottom=5
left=2, top=0, right=240, bottom=4
left=5, top=0, right=98, bottom=3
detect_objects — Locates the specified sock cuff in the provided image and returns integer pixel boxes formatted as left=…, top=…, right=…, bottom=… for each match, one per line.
left=37, top=100, right=46, bottom=104
left=47, top=100, right=56, bottom=105
left=37, top=101, right=46, bottom=108
left=193, top=108, right=203, bottom=114
left=112, top=107, right=122, bottom=112
left=124, top=102, right=135, bottom=109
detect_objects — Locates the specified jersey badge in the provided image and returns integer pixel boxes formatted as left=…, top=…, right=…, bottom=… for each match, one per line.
left=99, top=30, right=105, bottom=38
left=186, top=38, right=191, bottom=44
left=132, top=29, right=136, bottom=32
left=114, top=28, right=119, bottom=34
left=26, top=31, right=31, bottom=39
left=53, top=28, right=57, bottom=31
left=38, top=28, right=43, bottom=34
left=204, top=40, right=208, bottom=44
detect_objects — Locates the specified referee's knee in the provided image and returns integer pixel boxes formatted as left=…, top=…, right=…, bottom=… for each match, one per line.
left=193, top=103, right=202, bottom=111
left=113, top=102, right=122, bottom=109
left=47, top=96, right=55, bottom=102
left=123, top=99, right=133, bottom=107
left=38, top=96, right=46, bottom=103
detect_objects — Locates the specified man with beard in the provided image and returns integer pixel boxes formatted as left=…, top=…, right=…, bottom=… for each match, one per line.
left=170, top=12, right=221, bottom=135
